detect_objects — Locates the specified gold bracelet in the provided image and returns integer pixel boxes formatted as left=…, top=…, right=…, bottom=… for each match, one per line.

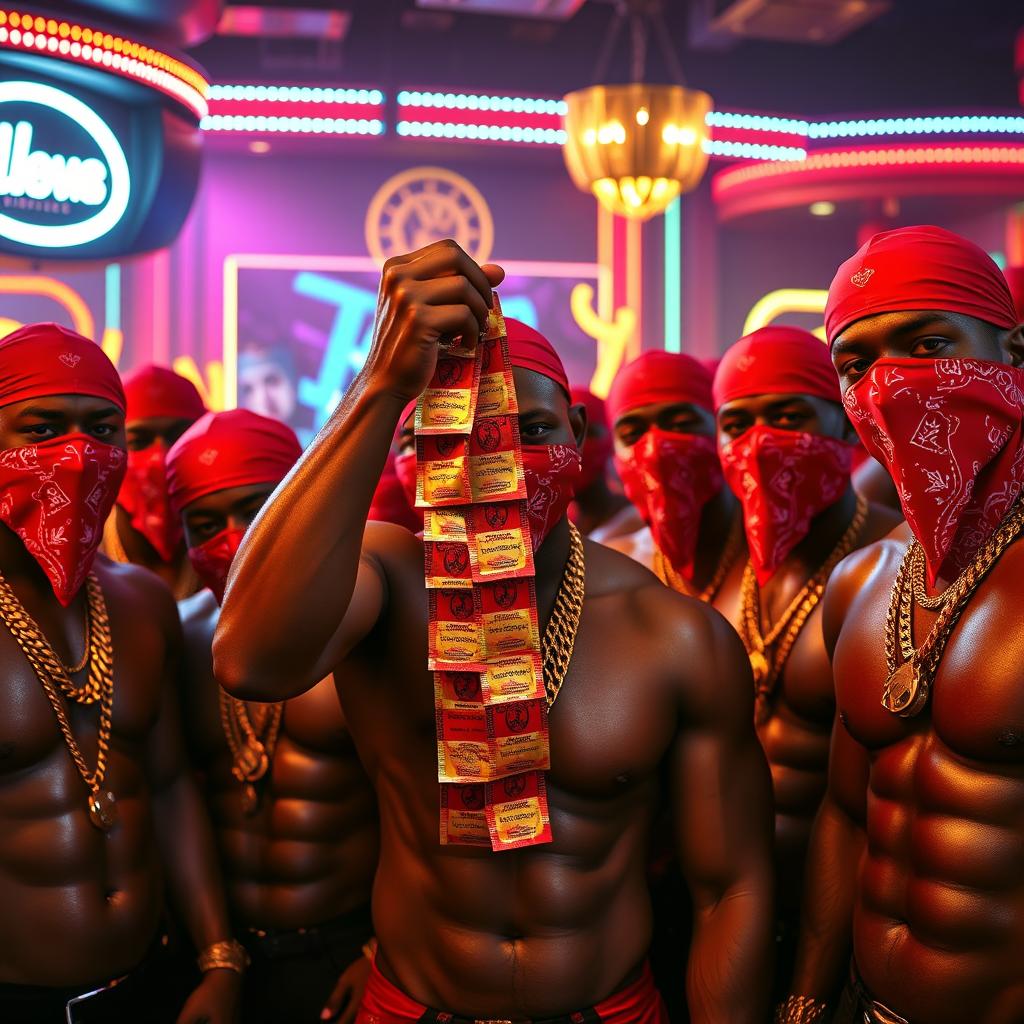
left=197, top=938, right=250, bottom=975
left=362, top=937, right=378, bottom=960
left=774, top=994, right=829, bottom=1024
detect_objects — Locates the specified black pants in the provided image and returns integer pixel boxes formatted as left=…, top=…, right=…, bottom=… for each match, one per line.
left=0, top=932, right=188, bottom=1024
left=239, top=904, right=373, bottom=1023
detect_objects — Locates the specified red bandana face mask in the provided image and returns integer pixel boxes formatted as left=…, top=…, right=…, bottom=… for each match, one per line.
left=188, top=525, right=246, bottom=605
left=0, top=434, right=126, bottom=605
left=522, top=444, right=582, bottom=550
left=721, top=425, right=853, bottom=585
left=844, top=357, right=1024, bottom=585
left=614, top=429, right=722, bottom=581
left=117, top=445, right=182, bottom=563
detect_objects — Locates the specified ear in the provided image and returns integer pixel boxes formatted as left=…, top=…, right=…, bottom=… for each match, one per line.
left=1005, top=324, right=1024, bottom=368
left=568, top=401, right=588, bottom=450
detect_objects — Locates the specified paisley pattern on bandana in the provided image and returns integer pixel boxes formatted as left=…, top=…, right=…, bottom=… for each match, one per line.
left=615, top=429, right=722, bottom=582
left=720, top=425, right=853, bottom=585
left=522, top=444, right=582, bottom=551
left=844, top=357, right=1024, bottom=585
left=0, top=435, right=126, bottom=605
left=117, top=445, right=182, bottom=563
left=188, top=525, right=246, bottom=605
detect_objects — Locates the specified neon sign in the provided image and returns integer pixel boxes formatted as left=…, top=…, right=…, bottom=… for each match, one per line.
left=0, top=81, right=130, bottom=248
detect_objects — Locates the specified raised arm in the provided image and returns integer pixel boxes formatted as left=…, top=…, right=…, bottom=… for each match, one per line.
left=785, top=557, right=870, bottom=1008
left=671, top=602, right=775, bottom=1024
left=213, top=241, right=503, bottom=699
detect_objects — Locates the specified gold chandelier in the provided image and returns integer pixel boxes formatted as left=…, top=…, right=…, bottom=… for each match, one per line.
left=561, top=2, right=713, bottom=220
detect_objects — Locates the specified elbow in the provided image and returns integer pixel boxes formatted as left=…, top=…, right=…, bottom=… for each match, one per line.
left=212, top=627, right=271, bottom=701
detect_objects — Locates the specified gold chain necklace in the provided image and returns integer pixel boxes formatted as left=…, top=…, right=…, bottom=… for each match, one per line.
left=219, top=691, right=285, bottom=815
left=741, top=495, right=868, bottom=720
left=0, top=571, right=117, bottom=829
left=909, top=542, right=955, bottom=612
left=883, top=501, right=1024, bottom=717
left=653, top=514, right=743, bottom=604
left=541, top=522, right=586, bottom=710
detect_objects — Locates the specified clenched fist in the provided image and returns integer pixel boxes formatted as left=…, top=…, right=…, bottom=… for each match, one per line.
left=362, top=239, right=505, bottom=402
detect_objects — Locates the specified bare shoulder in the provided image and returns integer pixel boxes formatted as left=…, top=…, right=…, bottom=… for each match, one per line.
left=94, top=554, right=179, bottom=633
left=585, top=538, right=751, bottom=711
left=362, top=520, right=423, bottom=580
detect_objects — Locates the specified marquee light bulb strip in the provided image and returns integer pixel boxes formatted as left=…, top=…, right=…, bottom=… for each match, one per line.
left=0, top=9, right=208, bottom=119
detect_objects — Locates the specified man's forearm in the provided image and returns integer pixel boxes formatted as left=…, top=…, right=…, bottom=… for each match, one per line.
left=154, top=772, right=233, bottom=950
left=687, top=871, right=774, bottom=1024
left=215, top=375, right=404, bottom=696
left=788, top=798, right=864, bottom=1000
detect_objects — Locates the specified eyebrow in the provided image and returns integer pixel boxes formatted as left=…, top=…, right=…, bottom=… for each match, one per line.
left=85, top=406, right=122, bottom=419
left=17, top=407, right=65, bottom=420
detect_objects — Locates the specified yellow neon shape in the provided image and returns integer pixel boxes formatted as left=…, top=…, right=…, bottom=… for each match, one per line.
left=100, top=327, right=123, bottom=367
left=0, top=274, right=94, bottom=339
left=742, top=288, right=829, bottom=338
left=571, top=282, right=636, bottom=398
left=173, top=355, right=226, bottom=412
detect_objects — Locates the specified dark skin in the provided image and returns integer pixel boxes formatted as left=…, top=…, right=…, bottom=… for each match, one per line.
left=213, top=240, right=774, bottom=1021
left=714, top=393, right=900, bottom=922
left=791, top=310, right=1024, bottom=1022
left=606, top=399, right=747, bottom=617
left=852, top=454, right=901, bottom=513
left=178, top=483, right=379, bottom=1023
left=570, top=413, right=638, bottom=540
left=111, top=415, right=196, bottom=591
left=0, top=395, right=239, bottom=1022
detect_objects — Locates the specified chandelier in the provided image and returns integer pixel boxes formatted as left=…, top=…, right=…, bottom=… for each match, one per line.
left=562, top=2, right=713, bottom=220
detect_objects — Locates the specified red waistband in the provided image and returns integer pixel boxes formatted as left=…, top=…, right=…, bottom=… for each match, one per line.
left=355, top=959, right=667, bottom=1024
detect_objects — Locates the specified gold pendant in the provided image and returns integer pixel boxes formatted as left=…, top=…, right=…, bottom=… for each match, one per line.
left=882, top=661, right=929, bottom=718
left=88, top=789, right=118, bottom=831
left=241, top=783, right=260, bottom=816
left=233, top=746, right=269, bottom=782
left=748, top=650, right=770, bottom=686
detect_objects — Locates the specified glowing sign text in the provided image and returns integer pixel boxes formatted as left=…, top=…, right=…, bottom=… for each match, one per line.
left=0, top=81, right=131, bottom=249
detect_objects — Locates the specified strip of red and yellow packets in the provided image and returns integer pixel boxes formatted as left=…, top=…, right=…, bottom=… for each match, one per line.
left=415, top=299, right=552, bottom=851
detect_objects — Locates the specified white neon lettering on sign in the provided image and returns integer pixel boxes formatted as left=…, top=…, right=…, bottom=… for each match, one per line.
left=0, top=81, right=130, bottom=248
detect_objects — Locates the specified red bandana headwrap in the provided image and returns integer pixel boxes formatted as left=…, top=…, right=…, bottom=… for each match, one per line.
left=715, top=327, right=853, bottom=584
left=0, top=323, right=127, bottom=604
left=498, top=320, right=581, bottom=547
left=166, top=410, right=302, bottom=602
left=608, top=352, right=720, bottom=580
left=825, top=225, right=1019, bottom=344
left=118, top=364, right=207, bottom=562
left=570, top=386, right=613, bottom=493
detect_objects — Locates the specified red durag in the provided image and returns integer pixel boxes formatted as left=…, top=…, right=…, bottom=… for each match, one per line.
left=845, top=358, right=1024, bottom=585
left=0, top=322, right=126, bottom=411
left=166, top=410, right=301, bottom=601
left=122, top=364, right=206, bottom=423
left=166, top=410, right=302, bottom=513
left=0, top=323, right=127, bottom=604
left=720, top=426, right=853, bottom=585
left=712, top=325, right=840, bottom=409
left=607, top=351, right=714, bottom=424
left=825, top=225, right=1019, bottom=343
left=570, top=386, right=613, bottom=492
left=615, top=430, right=722, bottom=580
left=505, top=318, right=571, bottom=396
left=356, top=959, right=668, bottom=1024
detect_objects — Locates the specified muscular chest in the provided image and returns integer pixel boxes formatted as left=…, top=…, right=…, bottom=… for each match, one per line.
left=833, top=557, right=1024, bottom=764
left=0, top=605, right=165, bottom=777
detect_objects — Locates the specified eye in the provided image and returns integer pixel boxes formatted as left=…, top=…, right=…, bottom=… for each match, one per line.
left=520, top=421, right=553, bottom=440
left=24, top=423, right=56, bottom=439
left=911, top=336, right=949, bottom=357
left=838, top=357, right=872, bottom=382
left=663, top=415, right=698, bottom=435
left=719, top=419, right=747, bottom=439
left=189, top=521, right=220, bottom=542
left=90, top=423, right=117, bottom=439
left=772, top=410, right=808, bottom=430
